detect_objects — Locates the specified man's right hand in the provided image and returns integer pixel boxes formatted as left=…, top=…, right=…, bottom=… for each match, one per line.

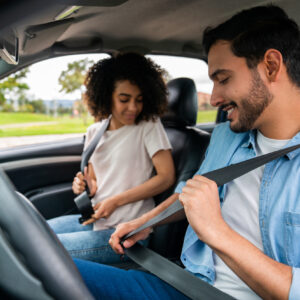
left=109, top=220, right=152, bottom=255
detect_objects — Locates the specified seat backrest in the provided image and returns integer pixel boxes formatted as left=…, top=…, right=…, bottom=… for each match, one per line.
left=150, top=78, right=210, bottom=259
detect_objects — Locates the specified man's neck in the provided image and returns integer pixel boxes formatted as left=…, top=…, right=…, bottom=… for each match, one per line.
left=256, top=96, right=300, bottom=139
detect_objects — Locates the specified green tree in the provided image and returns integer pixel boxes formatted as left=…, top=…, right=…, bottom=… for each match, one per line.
left=0, top=68, right=30, bottom=109
left=58, top=59, right=93, bottom=124
left=30, top=99, right=47, bottom=113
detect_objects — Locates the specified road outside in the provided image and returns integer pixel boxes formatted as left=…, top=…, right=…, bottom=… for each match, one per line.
left=0, top=133, right=84, bottom=149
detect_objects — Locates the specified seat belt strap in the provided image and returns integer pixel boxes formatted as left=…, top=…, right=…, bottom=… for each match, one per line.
left=126, top=243, right=236, bottom=300
left=124, top=143, right=300, bottom=239
left=80, top=117, right=110, bottom=174
left=74, top=118, right=110, bottom=223
left=123, top=143, right=300, bottom=300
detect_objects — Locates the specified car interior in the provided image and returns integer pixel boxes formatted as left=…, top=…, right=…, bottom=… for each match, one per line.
left=0, top=0, right=298, bottom=299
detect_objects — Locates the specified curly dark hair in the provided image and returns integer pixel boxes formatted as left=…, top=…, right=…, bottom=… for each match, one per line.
left=84, top=52, right=168, bottom=123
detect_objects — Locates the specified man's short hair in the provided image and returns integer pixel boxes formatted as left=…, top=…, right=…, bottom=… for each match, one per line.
left=202, top=5, right=300, bottom=87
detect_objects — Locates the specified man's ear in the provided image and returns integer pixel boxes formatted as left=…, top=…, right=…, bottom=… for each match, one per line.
left=263, top=49, right=283, bottom=82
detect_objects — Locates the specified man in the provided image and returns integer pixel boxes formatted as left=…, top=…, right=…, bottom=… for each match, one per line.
left=74, top=5, right=300, bottom=299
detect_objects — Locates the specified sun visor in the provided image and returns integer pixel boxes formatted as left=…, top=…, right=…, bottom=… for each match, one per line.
left=53, top=0, right=128, bottom=6
left=22, top=18, right=74, bottom=55
left=52, top=38, right=103, bottom=55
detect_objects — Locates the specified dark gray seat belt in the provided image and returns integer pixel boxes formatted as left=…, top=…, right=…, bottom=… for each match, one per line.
left=74, top=118, right=110, bottom=223
left=123, top=143, right=300, bottom=300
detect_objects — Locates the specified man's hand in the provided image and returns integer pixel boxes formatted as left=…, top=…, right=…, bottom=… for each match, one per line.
left=109, top=220, right=152, bottom=255
left=179, top=175, right=227, bottom=245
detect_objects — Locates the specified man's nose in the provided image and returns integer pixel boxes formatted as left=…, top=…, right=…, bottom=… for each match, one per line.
left=210, top=86, right=224, bottom=107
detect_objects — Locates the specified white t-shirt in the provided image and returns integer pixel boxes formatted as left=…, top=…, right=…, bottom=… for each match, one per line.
left=84, top=118, right=172, bottom=231
left=213, top=131, right=290, bottom=300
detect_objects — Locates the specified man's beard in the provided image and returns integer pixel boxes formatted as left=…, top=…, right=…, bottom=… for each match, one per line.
left=230, top=69, right=273, bottom=133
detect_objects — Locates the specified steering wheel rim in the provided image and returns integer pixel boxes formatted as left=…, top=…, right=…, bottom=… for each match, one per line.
left=0, top=168, right=94, bottom=300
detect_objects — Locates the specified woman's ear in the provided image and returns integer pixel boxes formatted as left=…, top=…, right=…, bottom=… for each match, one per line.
left=263, top=49, right=283, bottom=82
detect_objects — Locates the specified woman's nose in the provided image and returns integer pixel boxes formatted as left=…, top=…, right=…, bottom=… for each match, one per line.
left=128, top=100, right=137, bottom=111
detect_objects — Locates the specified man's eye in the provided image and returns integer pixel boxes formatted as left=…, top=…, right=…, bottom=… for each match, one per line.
left=219, top=77, right=229, bottom=85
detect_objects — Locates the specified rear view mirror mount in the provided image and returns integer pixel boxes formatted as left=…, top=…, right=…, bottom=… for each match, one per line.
left=0, top=35, right=19, bottom=65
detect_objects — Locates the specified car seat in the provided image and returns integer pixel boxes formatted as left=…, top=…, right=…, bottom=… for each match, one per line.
left=149, top=77, right=211, bottom=259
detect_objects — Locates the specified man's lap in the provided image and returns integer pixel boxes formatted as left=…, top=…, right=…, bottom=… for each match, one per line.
left=74, top=258, right=189, bottom=300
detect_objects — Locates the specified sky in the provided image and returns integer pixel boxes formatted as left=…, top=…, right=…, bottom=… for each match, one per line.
left=24, top=53, right=213, bottom=101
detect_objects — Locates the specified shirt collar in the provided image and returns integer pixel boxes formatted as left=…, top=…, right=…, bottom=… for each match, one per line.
left=285, top=131, right=300, bottom=160
left=240, top=130, right=300, bottom=160
left=240, top=130, right=256, bottom=149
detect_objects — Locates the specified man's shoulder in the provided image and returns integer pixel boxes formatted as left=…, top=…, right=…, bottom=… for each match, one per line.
left=201, top=122, right=250, bottom=169
left=211, top=121, right=248, bottom=146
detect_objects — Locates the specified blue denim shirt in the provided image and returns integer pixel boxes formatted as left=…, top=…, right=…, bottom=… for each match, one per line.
left=175, top=122, right=300, bottom=300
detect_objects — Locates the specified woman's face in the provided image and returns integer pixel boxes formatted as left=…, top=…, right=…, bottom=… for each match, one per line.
left=110, top=80, right=143, bottom=130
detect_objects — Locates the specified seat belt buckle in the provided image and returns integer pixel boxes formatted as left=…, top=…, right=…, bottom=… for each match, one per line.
left=74, top=191, right=94, bottom=224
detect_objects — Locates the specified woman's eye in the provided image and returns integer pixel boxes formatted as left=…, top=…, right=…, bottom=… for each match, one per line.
left=120, top=98, right=129, bottom=103
left=136, top=98, right=143, bottom=103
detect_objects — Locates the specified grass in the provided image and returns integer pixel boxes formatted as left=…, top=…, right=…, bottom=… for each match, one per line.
left=0, top=112, right=55, bottom=124
left=0, top=110, right=218, bottom=137
left=0, top=113, right=93, bottom=137
left=197, top=109, right=218, bottom=123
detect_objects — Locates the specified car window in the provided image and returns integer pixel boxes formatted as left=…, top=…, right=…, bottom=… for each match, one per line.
left=146, top=55, right=215, bottom=124
left=0, top=53, right=213, bottom=150
left=0, top=53, right=109, bottom=149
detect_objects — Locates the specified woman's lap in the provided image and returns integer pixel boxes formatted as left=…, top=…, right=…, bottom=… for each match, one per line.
left=74, top=258, right=189, bottom=300
left=48, top=214, right=92, bottom=233
left=48, top=214, right=150, bottom=264
left=48, top=214, right=122, bottom=263
left=58, top=228, right=124, bottom=264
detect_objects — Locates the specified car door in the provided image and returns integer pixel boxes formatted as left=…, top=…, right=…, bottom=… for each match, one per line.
left=0, top=136, right=84, bottom=219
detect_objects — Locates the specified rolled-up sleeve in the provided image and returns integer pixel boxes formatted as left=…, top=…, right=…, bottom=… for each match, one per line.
left=289, top=267, right=300, bottom=299
left=175, top=181, right=186, bottom=194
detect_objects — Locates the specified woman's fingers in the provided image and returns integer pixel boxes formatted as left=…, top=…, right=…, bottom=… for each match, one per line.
left=82, top=216, right=97, bottom=225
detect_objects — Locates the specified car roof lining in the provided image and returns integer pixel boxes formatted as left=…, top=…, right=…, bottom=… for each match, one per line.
left=0, top=0, right=298, bottom=78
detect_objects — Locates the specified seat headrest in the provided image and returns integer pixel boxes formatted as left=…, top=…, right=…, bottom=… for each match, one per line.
left=162, top=77, right=198, bottom=127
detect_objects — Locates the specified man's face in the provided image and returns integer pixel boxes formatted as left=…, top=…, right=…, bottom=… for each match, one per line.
left=208, top=41, right=273, bottom=132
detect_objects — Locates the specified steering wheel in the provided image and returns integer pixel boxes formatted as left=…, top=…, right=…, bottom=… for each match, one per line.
left=0, top=169, right=94, bottom=300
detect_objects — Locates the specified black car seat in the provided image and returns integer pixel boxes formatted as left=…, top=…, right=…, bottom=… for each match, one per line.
left=149, top=77, right=211, bottom=259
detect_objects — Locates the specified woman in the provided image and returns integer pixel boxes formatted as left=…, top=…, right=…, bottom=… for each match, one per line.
left=48, top=52, right=175, bottom=264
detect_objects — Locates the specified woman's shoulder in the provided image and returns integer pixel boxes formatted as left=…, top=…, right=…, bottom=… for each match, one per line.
left=86, top=119, right=108, bottom=141
left=134, top=118, right=169, bottom=141
left=138, top=117, right=162, bottom=131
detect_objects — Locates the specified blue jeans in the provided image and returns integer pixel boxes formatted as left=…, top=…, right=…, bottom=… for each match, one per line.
left=48, top=214, right=132, bottom=264
left=74, top=258, right=189, bottom=300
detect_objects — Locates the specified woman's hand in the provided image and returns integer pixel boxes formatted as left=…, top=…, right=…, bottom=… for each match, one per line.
left=82, top=197, right=119, bottom=225
left=72, top=165, right=97, bottom=196
left=72, top=171, right=86, bottom=194
left=93, top=197, right=118, bottom=219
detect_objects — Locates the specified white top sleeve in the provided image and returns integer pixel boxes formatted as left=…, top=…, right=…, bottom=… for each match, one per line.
left=144, top=118, right=172, bottom=158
